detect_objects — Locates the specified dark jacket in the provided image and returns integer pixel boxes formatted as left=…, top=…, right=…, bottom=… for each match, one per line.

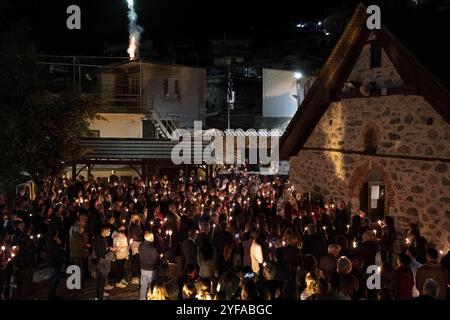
left=139, top=241, right=160, bottom=271
left=302, top=234, right=325, bottom=262
left=182, top=238, right=198, bottom=268
left=282, top=245, right=302, bottom=268
left=93, top=236, right=108, bottom=260
left=129, top=223, right=144, bottom=242
left=47, top=239, right=65, bottom=269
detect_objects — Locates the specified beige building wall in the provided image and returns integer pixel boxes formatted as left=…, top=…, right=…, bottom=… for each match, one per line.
left=89, top=113, right=144, bottom=138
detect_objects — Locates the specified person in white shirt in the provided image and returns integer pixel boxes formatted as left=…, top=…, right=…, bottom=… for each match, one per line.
left=407, top=246, right=422, bottom=297
left=113, top=225, right=129, bottom=288
left=250, top=234, right=264, bottom=274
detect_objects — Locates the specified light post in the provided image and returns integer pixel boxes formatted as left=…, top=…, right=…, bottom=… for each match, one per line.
left=294, top=72, right=303, bottom=109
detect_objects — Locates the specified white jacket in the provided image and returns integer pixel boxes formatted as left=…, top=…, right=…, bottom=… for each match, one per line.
left=113, top=233, right=129, bottom=260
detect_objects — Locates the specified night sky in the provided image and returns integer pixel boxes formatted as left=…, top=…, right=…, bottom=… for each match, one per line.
left=1, top=0, right=363, bottom=55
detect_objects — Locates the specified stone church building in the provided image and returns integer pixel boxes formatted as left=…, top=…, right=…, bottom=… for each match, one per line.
left=280, top=4, right=450, bottom=252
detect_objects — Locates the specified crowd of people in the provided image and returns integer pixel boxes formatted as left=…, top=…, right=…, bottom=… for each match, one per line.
left=0, top=167, right=449, bottom=301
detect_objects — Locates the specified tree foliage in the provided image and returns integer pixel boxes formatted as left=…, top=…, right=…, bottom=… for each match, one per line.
left=0, top=44, right=100, bottom=192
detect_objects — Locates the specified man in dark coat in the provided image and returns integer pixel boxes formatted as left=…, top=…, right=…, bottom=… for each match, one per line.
left=182, top=229, right=198, bottom=270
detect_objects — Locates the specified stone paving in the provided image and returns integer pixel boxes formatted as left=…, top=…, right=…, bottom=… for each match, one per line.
left=15, top=258, right=182, bottom=300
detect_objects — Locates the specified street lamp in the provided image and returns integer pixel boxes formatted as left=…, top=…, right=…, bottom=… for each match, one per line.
left=294, top=72, right=303, bottom=109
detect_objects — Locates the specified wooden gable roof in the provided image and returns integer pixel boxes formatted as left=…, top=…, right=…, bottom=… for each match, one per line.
left=280, top=3, right=450, bottom=160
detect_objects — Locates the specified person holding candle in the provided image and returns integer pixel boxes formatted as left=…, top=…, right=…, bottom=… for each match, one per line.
left=128, top=214, right=143, bottom=285
left=47, top=230, right=65, bottom=300
left=93, top=225, right=114, bottom=300
left=380, top=216, right=396, bottom=264
left=112, top=225, right=129, bottom=288
left=69, top=222, right=89, bottom=289
left=139, top=232, right=160, bottom=300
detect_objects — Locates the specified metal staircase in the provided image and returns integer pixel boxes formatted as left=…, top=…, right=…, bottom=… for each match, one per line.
left=143, top=95, right=179, bottom=139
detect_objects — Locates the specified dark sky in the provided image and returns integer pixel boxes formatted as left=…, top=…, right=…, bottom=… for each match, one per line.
left=1, top=0, right=362, bottom=54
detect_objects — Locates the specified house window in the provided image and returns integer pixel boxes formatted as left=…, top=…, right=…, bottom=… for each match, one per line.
left=163, top=79, right=181, bottom=99
left=363, top=128, right=378, bottom=154
left=174, top=79, right=180, bottom=98
left=130, top=78, right=139, bottom=95
left=163, top=78, right=169, bottom=97
left=370, top=40, right=382, bottom=69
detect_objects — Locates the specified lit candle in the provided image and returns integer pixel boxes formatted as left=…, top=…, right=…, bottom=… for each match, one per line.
left=405, top=238, right=411, bottom=245
left=373, top=229, right=377, bottom=236
left=30, top=235, right=34, bottom=240
left=269, top=243, right=272, bottom=248
left=122, top=219, right=126, bottom=224
left=37, top=234, right=41, bottom=239
left=353, top=241, right=357, bottom=248
left=282, top=241, right=286, bottom=247
left=1, top=246, right=5, bottom=251
left=347, top=224, right=350, bottom=230
left=322, top=226, right=326, bottom=231
left=439, top=250, right=444, bottom=255
left=58, top=190, right=63, bottom=194
left=378, top=220, right=382, bottom=226
left=263, top=262, right=267, bottom=268
left=134, top=198, right=138, bottom=203
left=160, top=253, right=164, bottom=259
left=29, top=214, right=32, bottom=217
